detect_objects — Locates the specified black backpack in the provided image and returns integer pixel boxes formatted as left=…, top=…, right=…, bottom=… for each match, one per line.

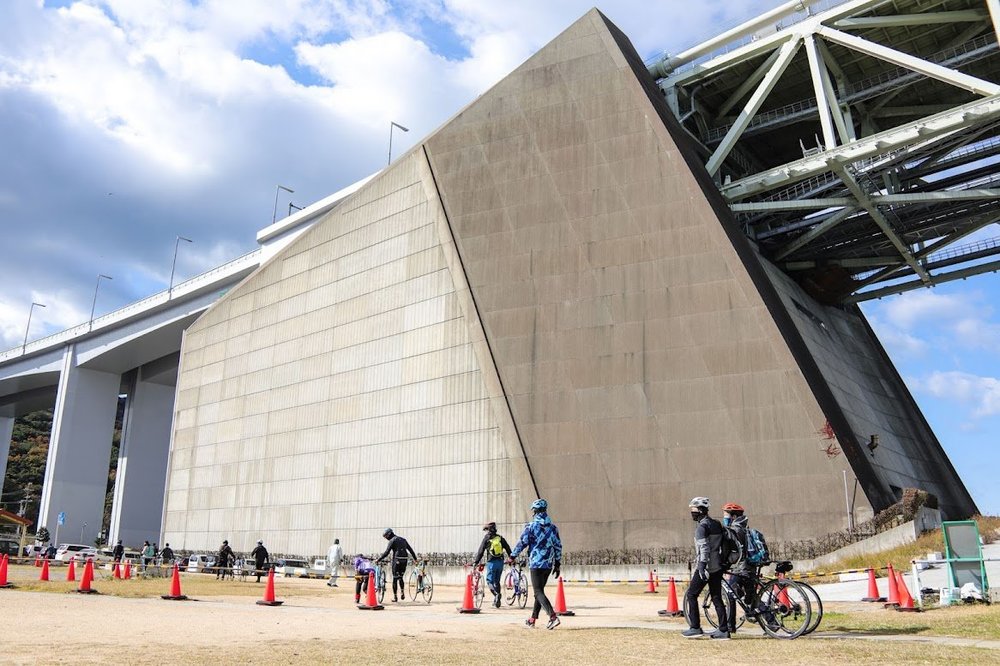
left=720, top=526, right=744, bottom=568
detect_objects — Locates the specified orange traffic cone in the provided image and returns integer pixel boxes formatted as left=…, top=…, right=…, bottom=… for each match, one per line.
left=161, top=564, right=189, bottom=601
left=457, top=573, right=481, bottom=614
left=884, top=564, right=900, bottom=607
left=123, top=561, right=132, bottom=579
left=861, top=567, right=884, bottom=602
left=34, top=554, right=41, bottom=567
left=76, top=558, right=98, bottom=594
left=554, top=576, right=575, bottom=616
left=357, top=571, right=383, bottom=610
left=113, top=562, right=122, bottom=579
left=256, top=567, right=284, bottom=606
left=644, top=569, right=658, bottom=593
left=895, top=571, right=921, bottom=612
left=658, top=577, right=684, bottom=617
left=0, top=554, right=14, bottom=589
left=39, top=558, right=50, bottom=582
left=66, top=557, right=77, bottom=582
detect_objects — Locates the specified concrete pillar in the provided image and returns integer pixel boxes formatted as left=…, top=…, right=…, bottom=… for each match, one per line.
left=0, top=416, right=14, bottom=502
left=38, top=345, right=119, bottom=547
left=108, top=369, right=175, bottom=548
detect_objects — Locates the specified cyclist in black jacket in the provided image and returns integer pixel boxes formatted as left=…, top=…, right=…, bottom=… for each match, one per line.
left=473, top=522, right=512, bottom=608
left=683, top=497, right=730, bottom=640
left=376, top=529, right=418, bottom=602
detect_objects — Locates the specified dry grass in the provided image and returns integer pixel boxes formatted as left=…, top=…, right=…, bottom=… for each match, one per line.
left=27, top=629, right=998, bottom=665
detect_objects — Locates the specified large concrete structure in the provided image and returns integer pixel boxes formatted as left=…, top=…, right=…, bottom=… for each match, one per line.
left=162, top=8, right=978, bottom=556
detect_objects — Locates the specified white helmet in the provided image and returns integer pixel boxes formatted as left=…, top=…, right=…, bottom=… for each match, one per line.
left=688, top=497, right=710, bottom=510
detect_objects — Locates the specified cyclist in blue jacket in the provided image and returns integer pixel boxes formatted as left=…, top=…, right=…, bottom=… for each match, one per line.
left=509, top=498, right=562, bottom=629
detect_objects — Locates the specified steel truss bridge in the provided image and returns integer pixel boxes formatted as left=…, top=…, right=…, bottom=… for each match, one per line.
left=648, top=0, right=1000, bottom=303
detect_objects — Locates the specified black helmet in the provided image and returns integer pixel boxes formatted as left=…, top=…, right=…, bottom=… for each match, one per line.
left=483, top=521, right=497, bottom=532
left=383, top=528, right=394, bottom=539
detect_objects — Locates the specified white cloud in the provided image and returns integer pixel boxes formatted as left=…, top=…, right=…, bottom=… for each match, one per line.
left=881, top=290, right=975, bottom=330
left=912, top=371, right=1000, bottom=417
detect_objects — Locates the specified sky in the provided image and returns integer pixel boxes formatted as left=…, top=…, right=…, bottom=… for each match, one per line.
left=0, top=0, right=997, bottom=515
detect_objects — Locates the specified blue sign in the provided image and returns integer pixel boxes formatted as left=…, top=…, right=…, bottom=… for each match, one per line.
left=57, top=512, right=66, bottom=526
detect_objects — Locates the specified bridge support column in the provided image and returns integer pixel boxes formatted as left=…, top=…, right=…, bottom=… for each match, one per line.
left=108, top=369, right=175, bottom=548
left=0, top=416, right=13, bottom=503
left=38, top=345, right=119, bottom=547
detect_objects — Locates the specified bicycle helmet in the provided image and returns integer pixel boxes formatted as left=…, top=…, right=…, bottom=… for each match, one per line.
left=382, top=528, right=394, bottom=539
left=722, top=502, right=745, bottom=513
left=483, top=521, right=497, bottom=532
left=530, top=498, right=548, bottom=512
left=688, top=497, right=710, bottom=510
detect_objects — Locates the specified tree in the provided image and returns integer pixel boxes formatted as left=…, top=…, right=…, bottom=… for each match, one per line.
left=35, top=526, right=50, bottom=544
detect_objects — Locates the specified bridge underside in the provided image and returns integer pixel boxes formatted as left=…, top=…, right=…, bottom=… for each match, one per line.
left=652, top=0, right=1000, bottom=304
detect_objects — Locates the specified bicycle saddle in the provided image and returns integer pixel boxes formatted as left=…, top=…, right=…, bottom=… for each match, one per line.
left=774, top=561, right=793, bottom=574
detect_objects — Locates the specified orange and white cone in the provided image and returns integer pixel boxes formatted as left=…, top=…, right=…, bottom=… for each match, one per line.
left=884, top=564, right=900, bottom=608
left=457, top=573, right=481, bottom=614
left=554, top=576, right=575, bottom=616
left=66, top=556, right=77, bottom=582
left=39, top=558, right=50, bottom=582
left=161, top=564, right=189, bottom=601
left=113, top=562, right=122, bottom=579
left=75, top=558, right=98, bottom=594
left=658, top=577, right=684, bottom=617
left=644, top=570, right=658, bottom=593
left=895, top=571, right=921, bottom=613
left=0, top=554, right=14, bottom=589
left=256, top=567, right=283, bottom=606
left=861, top=567, right=884, bottom=602
left=357, top=571, right=383, bottom=610
left=123, top=561, right=132, bottom=580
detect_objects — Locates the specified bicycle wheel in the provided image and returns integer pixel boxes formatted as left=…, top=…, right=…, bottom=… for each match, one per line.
left=796, top=580, right=823, bottom=635
left=408, top=570, right=418, bottom=601
left=685, top=587, right=739, bottom=630
left=473, top=573, right=485, bottom=609
left=504, top=570, right=517, bottom=605
left=421, top=572, right=433, bottom=603
left=757, top=579, right=811, bottom=639
left=516, top=571, right=528, bottom=608
left=376, top=567, right=386, bottom=604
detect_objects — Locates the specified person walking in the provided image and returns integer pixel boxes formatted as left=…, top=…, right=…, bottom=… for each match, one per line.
left=376, top=529, right=418, bottom=602
left=327, top=538, right=343, bottom=587
left=141, top=540, right=156, bottom=570
left=683, top=497, right=729, bottom=640
left=112, top=539, right=124, bottom=563
left=473, top=522, right=512, bottom=608
left=250, top=540, right=269, bottom=583
left=216, top=539, right=235, bottom=580
left=159, top=543, right=175, bottom=564
left=509, top=498, right=562, bottom=629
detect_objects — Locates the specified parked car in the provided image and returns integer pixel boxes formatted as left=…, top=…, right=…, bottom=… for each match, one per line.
left=55, top=543, right=98, bottom=562
left=0, top=537, right=21, bottom=558
left=186, top=553, right=216, bottom=573
left=276, top=558, right=310, bottom=577
left=310, top=558, right=328, bottom=578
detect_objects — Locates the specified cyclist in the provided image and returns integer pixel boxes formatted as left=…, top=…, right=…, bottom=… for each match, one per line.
left=353, top=555, right=375, bottom=604
left=215, top=539, right=234, bottom=580
left=722, top=502, right=751, bottom=634
left=473, top=521, right=512, bottom=608
left=250, top=540, right=269, bottom=583
left=376, top=529, right=418, bottom=602
left=683, top=497, right=729, bottom=640
left=509, top=498, right=562, bottom=630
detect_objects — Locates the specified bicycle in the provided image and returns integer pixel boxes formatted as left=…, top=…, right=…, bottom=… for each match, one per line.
left=504, top=560, right=529, bottom=609
left=726, top=563, right=823, bottom=636
left=684, top=561, right=812, bottom=639
left=466, top=563, right=486, bottom=609
left=407, top=560, right=434, bottom=603
left=374, top=561, right=388, bottom=604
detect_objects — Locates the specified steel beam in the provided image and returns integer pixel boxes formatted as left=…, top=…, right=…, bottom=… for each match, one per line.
left=833, top=163, right=932, bottom=282
left=774, top=206, right=860, bottom=260
left=715, top=48, right=783, bottom=120
left=874, top=189, right=1000, bottom=204
left=815, top=26, right=1000, bottom=97
left=847, top=258, right=1000, bottom=303
left=707, top=38, right=801, bottom=176
left=805, top=34, right=838, bottom=150
left=832, top=10, right=987, bottom=29
left=731, top=198, right=855, bottom=212
left=816, top=40, right=857, bottom=143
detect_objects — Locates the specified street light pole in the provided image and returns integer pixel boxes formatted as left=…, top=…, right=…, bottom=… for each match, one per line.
left=169, top=235, right=193, bottom=296
left=22, top=302, right=46, bottom=354
left=388, top=121, right=409, bottom=166
left=89, top=274, right=113, bottom=332
left=272, top=185, right=294, bottom=224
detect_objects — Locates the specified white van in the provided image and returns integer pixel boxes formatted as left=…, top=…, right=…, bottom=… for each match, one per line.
left=186, top=553, right=216, bottom=573
left=55, top=544, right=98, bottom=562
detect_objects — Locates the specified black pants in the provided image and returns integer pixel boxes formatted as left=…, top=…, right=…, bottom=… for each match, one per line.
left=392, top=560, right=407, bottom=598
left=255, top=563, right=267, bottom=583
left=685, top=570, right=727, bottom=630
left=726, top=569, right=754, bottom=630
left=530, top=568, right=554, bottom=620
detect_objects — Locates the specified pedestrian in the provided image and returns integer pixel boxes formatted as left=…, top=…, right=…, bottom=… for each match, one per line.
left=473, top=521, right=511, bottom=608
left=683, top=497, right=730, bottom=640
left=159, top=543, right=175, bottom=564
left=376, top=529, right=418, bottom=602
left=509, top=498, right=562, bottom=629
left=327, top=538, right=343, bottom=587
left=141, top=540, right=155, bottom=569
left=250, top=540, right=269, bottom=583
left=112, top=539, right=124, bottom=563
left=216, top=539, right=235, bottom=580
left=353, top=555, right=375, bottom=603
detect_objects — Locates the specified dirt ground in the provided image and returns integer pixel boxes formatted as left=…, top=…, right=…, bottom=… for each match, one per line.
left=1, top=565, right=998, bottom=665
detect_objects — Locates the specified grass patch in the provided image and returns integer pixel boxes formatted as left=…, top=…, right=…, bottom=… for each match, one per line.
left=822, top=604, right=1000, bottom=640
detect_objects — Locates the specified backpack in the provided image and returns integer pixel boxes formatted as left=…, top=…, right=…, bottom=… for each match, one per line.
left=720, top=526, right=743, bottom=568
left=745, top=528, right=769, bottom=565
left=488, top=535, right=504, bottom=557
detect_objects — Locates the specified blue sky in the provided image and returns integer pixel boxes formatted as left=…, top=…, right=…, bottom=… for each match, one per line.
left=0, top=0, right=997, bottom=514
